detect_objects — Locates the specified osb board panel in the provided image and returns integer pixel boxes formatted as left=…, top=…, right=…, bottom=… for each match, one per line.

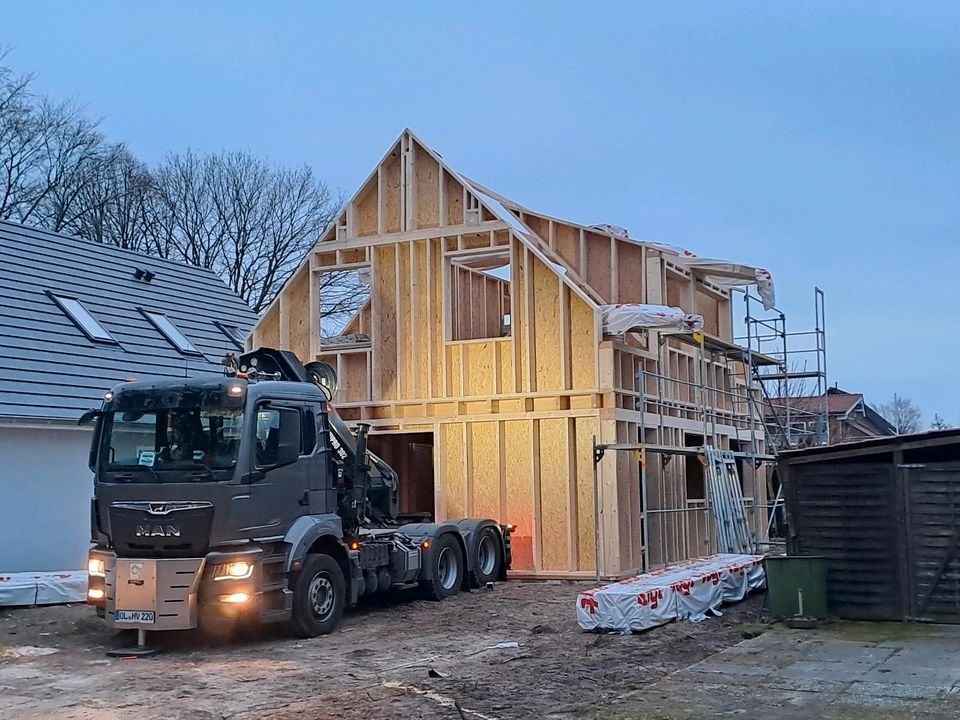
left=574, top=416, right=598, bottom=572
left=440, top=423, right=465, bottom=519
left=429, top=239, right=444, bottom=397
left=522, top=214, right=546, bottom=240
left=355, top=179, right=379, bottom=237
left=412, top=240, right=430, bottom=398
left=383, top=151, right=402, bottom=234
left=341, top=352, right=369, bottom=403
left=554, top=224, right=580, bottom=273
left=284, top=266, right=311, bottom=362
left=469, top=422, right=499, bottom=520
left=532, top=258, right=562, bottom=392
left=502, top=420, right=533, bottom=570
left=615, top=421, right=641, bottom=572
left=513, top=242, right=530, bottom=394
left=415, top=150, right=440, bottom=229
left=538, top=418, right=570, bottom=572
left=569, top=289, right=597, bottom=390
left=257, top=303, right=280, bottom=348
left=373, top=244, right=398, bottom=400
left=498, top=340, right=514, bottom=394
left=397, top=243, right=412, bottom=397
left=585, top=232, right=613, bottom=302
left=464, top=342, right=496, bottom=396
left=617, top=242, right=645, bottom=304
left=666, top=274, right=686, bottom=310
left=445, top=344, right=463, bottom=397
left=696, top=287, right=720, bottom=337
left=444, top=171, right=464, bottom=226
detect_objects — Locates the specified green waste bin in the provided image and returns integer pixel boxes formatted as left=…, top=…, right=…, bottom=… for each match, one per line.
left=764, top=556, right=828, bottom=620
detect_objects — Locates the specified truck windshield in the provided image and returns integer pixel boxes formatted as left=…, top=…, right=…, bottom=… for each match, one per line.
left=102, top=407, right=243, bottom=475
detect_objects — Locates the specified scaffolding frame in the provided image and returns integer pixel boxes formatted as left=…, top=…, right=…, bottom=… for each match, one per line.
left=593, top=287, right=829, bottom=577
left=738, top=287, right=829, bottom=450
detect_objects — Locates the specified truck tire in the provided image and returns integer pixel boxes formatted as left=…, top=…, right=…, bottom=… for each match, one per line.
left=472, top=526, right=503, bottom=587
left=289, top=553, right=345, bottom=638
left=421, top=533, right=464, bottom=601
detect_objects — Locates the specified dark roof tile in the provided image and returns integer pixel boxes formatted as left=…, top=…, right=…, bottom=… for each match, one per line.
left=0, top=220, right=257, bottom=421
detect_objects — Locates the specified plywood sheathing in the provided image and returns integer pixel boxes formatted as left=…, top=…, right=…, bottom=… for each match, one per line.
left=250, top=129, right=768, bottom=578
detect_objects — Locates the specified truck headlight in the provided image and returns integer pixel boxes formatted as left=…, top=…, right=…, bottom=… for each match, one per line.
left=88, top=557, right=106, bottom=577
left=213, top=560, right=254, bottom=581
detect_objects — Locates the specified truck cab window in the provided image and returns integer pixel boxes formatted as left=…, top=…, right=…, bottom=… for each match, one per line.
left=301, top=409, right=316, bottom=456
left=255, top=408, right=282, bottom=466
left=255, top=407, right=302, bottom=467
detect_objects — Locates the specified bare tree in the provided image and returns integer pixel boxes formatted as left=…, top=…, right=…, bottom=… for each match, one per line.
left=931, top=413, right=951, bottom=430
left=0, top=56, right=106, bottom=225
left=1, top=52, right=344, bottom=315
left=63, top=146, right=160, bottom=252
left=880, top=394, right=922, bottom=434
left=150, top=151, right=341, bottom=312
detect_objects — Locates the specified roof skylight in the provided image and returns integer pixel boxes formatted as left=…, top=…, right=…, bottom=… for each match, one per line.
left=215, top=321, right=246, bottom=350
left=47, top=292, right=118, bottom=344
left=141, top=310, right=202, bottom=356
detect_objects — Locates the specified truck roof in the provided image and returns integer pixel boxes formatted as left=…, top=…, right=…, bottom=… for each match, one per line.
left=105, top=375, right=330, bottom=407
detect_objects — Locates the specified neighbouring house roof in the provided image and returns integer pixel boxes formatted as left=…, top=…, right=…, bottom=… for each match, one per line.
left=768, top=393, right=862, bottom=416
left=0, top=220, right=257, bottom=422
left=767, top=387, right=897, bottom=436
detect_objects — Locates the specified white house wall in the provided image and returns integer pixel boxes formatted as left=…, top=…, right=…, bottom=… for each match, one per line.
left=0, top=426, right=92, bottom=572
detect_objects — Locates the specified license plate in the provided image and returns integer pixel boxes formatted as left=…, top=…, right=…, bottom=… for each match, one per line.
left=115, top=610, right=156, bottom=624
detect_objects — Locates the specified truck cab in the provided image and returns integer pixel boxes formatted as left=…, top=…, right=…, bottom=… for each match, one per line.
left=85, top=349, right=510, bottom=638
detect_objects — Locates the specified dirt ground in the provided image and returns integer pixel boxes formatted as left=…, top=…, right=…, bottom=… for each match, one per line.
left=0, top=581, right=768, bottom=720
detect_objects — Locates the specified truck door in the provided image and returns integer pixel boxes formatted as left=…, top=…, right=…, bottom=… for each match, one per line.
left=240, top=401, right=317, bottom=535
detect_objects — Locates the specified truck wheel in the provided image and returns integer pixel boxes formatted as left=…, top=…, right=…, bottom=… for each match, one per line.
left=290, top=553, right=345, bottom=638
left=472, top=527, right=503, bottom=587
left=422, top=534, right=464, bottom=601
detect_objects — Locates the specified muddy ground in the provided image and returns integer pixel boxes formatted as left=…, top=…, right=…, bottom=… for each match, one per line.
left=0, top=581, right=768, bottom=719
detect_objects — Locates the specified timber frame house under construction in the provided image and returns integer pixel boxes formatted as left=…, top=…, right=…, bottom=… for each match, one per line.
left=249, top=129, right=805, bottom=580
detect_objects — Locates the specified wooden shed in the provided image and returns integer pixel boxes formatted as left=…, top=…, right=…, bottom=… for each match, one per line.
left=250, top=130, right=770, bottom=579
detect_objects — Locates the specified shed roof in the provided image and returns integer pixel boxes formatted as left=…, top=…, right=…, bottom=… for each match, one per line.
left=778, top=428, right=960, bottom=463
left=0, top=220, right=257, bottom=422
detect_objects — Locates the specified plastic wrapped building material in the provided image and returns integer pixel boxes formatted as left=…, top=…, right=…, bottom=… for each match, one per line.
left=576, top=554, right=765, bottom=633
left=601, top=304, right=704, bottom=335
left=0, top=571, right=88, bottom=606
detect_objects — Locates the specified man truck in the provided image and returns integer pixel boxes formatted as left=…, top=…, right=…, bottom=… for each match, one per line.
left=82, top=348, right=511, bottom=639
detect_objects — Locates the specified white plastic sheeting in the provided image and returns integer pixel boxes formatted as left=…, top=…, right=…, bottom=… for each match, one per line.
left=0, top=571, right=87, bottom=606
left=646, top=241, right=776, bottom=311
left=576, top=554, right=765, bottom=633
left=601, top=304, right=704, bottom=335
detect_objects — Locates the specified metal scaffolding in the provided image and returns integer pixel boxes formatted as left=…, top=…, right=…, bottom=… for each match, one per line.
left=739, top=287, right=829, bottom=450
left=598, top=287, right=830, bottom=573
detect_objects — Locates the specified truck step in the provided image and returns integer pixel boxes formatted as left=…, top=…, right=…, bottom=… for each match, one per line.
left=260, top=608, right=292, bottom=623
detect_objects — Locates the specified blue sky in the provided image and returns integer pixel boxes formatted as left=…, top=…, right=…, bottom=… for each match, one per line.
left=5, top=2, right=958, bottom=421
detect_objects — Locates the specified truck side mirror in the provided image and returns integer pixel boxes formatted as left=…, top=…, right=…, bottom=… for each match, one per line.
left=79, top=408, right=102, bottom=426
left=275, top=409, right=301, bottom=467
